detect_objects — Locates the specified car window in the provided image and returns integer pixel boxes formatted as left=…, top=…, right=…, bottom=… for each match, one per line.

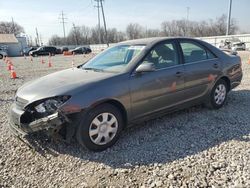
left=143, top=41, right=179, bottom=69
left=82, top=45, right=145, bottom=72
left=180, top=41, right=216, bottom=63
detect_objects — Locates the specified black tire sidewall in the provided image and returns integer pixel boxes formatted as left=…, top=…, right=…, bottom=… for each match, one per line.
left=76, top=104, right=124, bottom=151
left=210, top=79, right=228, bottom=109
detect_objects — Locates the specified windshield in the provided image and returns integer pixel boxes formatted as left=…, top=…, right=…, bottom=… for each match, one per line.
left=82, top=44, right=145, bottom=72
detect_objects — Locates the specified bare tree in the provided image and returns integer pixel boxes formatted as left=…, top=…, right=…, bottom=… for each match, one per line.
left=145, top=29, right=161, bottom=38
left=48, top=35, right=64, bottom=46
left=0, top=21, right=24, bottom=36
left=126, top=23, right=144, bottom=40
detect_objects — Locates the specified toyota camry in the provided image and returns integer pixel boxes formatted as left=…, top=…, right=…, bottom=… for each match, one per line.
left=9, top=37, right=243, bottom=151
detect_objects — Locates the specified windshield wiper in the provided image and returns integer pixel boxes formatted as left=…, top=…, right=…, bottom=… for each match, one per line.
left=82, top=67, right=104, bottom=72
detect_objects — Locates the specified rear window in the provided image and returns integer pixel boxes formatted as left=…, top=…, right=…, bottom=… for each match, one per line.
left=180, top=41, right=216, bottom=63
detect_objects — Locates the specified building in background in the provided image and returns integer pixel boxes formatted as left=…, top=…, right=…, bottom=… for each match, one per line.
left=0, top=34, right=28, bottom=57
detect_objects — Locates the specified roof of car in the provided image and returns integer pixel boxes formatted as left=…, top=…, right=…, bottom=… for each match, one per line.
left=119, top=37, right=198, bottom=46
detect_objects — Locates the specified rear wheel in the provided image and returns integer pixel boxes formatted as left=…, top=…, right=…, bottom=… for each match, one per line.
left=76, top=104, right=124, bottom=151
left=207, top=79, right=228, bottom=109
left=0, top=54, right=3, bottom=59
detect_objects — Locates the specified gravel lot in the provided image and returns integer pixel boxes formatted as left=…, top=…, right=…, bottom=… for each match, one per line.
left=0, top=52, right=250, bottom=188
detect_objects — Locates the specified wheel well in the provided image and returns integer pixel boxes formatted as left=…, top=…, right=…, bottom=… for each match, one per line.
left=95, top=100, right=128, bottom=127
left=220, top=76, right=231, bottom=91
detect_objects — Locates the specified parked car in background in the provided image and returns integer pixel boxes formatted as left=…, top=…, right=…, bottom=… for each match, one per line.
left=70, top=46, right=92, bottom=54
left=61, top=47, right=69, bottom=53
left=23, top=47, right=37, bottom=56
left=232, top=42, right=246, bottom=51
left=8, top=37, right=242, bottom=151
left=56, top=48, right=62, bottom=54
left=29, top=46, right=57, bottom=56
left=0, top=46, right=8, bottom=59
left=219, top=38, right=246, bottom=51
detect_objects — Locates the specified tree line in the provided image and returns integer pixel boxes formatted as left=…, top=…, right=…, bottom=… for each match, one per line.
left=0, top=14, right=239, bottom=46
left=48, top=14, right=238, bottom=46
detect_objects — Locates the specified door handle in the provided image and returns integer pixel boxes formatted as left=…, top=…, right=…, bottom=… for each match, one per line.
left=213, top=63, right=219, bottom=68
left=175, top=71, right=183, bottom=77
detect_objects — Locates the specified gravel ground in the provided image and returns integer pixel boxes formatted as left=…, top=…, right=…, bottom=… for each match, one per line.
left=0, top=52, right=250, bottom=188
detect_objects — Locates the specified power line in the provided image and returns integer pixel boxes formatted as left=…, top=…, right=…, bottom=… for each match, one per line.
left=59, top=11, right=67, bottom=39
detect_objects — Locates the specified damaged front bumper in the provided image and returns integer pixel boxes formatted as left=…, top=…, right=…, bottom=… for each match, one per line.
left=8, top=103, right=65, bottom=137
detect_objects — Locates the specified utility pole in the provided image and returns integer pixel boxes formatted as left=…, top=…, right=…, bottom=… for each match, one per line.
left=72, top=23, right=79, bottom=45
left=100, top=0, right=109, bottom=46
left=11, top=17, right=16, bottom=35
left=186, top=7, right=190, bottom=37
left=186, top=7, right=190, bottom=21
left=226, top=0, right=232, bottom=35
left=59, top=11, right=67, bottom=39
left=39, top=34, right=43, bottom=46
left=94, top=0, right=101, bottom=44
left=35, top=27, right=40, bottom=46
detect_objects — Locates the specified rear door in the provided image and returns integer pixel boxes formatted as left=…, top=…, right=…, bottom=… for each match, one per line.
left=178, top=39, right=222, bottom=101
left=130, top=40, right=186, bottom=119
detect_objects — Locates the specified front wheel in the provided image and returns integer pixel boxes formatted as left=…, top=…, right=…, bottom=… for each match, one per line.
left=76, top=104, right=124, bottom=151
left=207, top=79, right=228, bottom=109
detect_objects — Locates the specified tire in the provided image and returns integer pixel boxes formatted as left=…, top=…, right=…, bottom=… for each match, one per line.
left=0, top=54, right=3, bottom=59
left=76, top=104, right=124, bottom=151
left=207, top=79, right=228, bottom=109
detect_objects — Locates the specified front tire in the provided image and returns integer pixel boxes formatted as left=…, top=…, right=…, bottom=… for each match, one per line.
left=76, top=104, right=124, bottom=151
left=207, top=79, right=228, bottom=109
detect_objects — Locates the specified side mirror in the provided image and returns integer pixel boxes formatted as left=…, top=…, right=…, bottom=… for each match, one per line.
left=135, top=62, right=156, bottom=73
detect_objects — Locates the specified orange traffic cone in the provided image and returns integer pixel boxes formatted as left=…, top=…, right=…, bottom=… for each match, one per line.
left=40, top=56, right=45, bottom=64
left=72, top=52, right=75, bottom=69
left=71, top=60, right=75, bottom=69
left=10, top=65, right=17, bottom=79
left=30, top=55, right=33, bottom=63
left=48, top=53, right=52, bottom=67
left=48, top=58, right=52, bottom=67
left=7, top=61, right=12, bottom=71
left=4, top=56, right=8, bottom=64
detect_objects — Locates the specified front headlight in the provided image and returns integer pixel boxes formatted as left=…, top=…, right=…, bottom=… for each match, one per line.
left=30, top=96, right=71, bottom=115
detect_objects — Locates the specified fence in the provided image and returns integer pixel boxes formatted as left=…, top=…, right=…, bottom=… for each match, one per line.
left=198, top=34, right=250, bottom=49
left=56, top=34, right=250, bottom=53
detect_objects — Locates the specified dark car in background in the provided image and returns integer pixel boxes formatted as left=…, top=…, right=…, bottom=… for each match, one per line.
left=23, top=47, right=37, bottom=56
left=70, top=46, right=92, bottom=54
left=61, top=47, right=69, bottom=53
left=29, top=46, right=57, bottom=56
left=9, top=37, right=242, bottom=151
left=0, top=46, right=8, bottom=59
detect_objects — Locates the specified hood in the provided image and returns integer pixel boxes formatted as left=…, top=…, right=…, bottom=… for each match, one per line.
left=17, top=68, right=114, bottom=103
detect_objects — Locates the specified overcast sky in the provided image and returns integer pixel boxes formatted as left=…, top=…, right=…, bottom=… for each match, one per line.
left=0, top=0, right=249, bottom=43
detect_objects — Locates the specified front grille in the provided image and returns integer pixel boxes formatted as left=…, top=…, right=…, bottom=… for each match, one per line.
left=15, top=96, right=29, bottom=110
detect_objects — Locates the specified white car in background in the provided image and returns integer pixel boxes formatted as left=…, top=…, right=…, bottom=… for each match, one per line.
left=218, top=38, right=246, bottom=51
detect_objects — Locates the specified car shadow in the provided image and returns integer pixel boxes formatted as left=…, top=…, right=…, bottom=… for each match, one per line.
left=23, top=89, right=250, bottom=168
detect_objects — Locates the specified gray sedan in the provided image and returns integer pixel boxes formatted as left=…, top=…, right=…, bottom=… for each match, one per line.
left=8, top=37, right=243, bottom=151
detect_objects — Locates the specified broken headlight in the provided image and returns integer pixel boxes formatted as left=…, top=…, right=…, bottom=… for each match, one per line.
left=32, top=96, right=71, bottom=115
